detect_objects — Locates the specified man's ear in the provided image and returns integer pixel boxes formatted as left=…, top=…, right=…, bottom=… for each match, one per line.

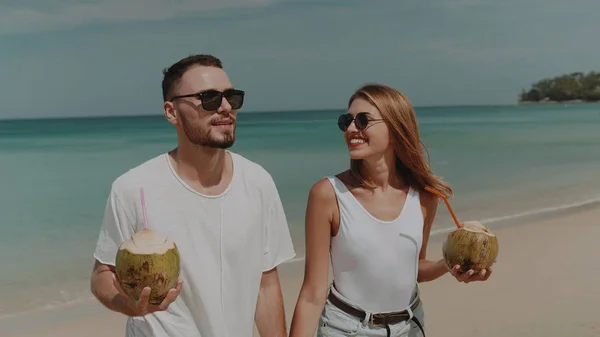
left=164, top=101, right=177, bottom=124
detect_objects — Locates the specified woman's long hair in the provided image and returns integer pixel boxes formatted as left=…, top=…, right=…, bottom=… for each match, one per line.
left=348, top=83, right=453, bottom=199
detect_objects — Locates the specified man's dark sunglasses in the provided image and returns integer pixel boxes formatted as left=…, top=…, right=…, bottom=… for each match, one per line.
left=169, top=89, right=245, bottom=111
left=337, top=112, right=384, bottom=131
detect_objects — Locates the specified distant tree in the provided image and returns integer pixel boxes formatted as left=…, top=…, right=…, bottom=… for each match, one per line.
left=518, top=71, right=600, bottom=103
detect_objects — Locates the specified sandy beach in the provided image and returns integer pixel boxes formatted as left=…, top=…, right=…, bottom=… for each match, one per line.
left=2, top=204, right=599, bottom=337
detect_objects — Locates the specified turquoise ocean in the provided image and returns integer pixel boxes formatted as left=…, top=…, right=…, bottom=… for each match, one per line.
left=1, top=104, right=600, bottom=317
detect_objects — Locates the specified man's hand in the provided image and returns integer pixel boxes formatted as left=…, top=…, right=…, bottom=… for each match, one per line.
left=112, top=273, right=183, bottom=316
left=91, top=260, right=183, bottom=317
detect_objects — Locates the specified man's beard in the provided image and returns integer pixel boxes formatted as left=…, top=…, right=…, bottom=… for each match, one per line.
left=180, top=115, right=236, bottom=149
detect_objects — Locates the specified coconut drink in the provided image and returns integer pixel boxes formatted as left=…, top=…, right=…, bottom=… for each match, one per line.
left=114, top=188, right=181, bottom=304
left=424, top=186, right=499, bottom=274
left=115, top=228, right=181, bottom=304
left=442, top=221, right=498, bottom=273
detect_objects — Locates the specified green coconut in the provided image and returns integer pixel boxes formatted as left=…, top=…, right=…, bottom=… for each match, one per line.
left=115, top=229, right=181, bottom=305
left=442, top=221, right=499, bottom=273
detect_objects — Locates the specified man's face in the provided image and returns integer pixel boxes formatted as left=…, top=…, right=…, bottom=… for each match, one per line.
left=165, top=66, right=240, bottom=149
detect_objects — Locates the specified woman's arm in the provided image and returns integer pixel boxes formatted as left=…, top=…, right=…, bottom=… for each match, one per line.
left=289, top=179, right=336, bottom=337
left=417, top=193, right=450, bottom=282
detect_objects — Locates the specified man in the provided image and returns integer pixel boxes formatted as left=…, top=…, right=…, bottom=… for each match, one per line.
left=90, top=54, right=296, bottom=337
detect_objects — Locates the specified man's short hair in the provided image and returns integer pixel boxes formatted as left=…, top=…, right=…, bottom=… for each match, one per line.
left=161, top=54, right=223, bottom=101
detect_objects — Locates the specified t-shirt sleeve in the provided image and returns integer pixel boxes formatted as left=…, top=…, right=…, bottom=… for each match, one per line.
left=262, top=182, right=296, bottom=272
left=93, top=187, right=136, bottom=266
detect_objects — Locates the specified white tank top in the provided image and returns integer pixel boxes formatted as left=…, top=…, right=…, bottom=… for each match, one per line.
left=327, top=176, right=424, bottom=313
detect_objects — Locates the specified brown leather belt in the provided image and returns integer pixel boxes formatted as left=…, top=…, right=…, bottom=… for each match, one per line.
left=327, top=288, right=426, bottom=336
left=327, top=290, right=421, bottom=326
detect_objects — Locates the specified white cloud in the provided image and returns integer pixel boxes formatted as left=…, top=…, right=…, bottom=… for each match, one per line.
left=0, top=0, right=279, bottom=36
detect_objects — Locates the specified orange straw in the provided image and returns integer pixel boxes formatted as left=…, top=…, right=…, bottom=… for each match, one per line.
left=424, top=186, right=461, bottom=229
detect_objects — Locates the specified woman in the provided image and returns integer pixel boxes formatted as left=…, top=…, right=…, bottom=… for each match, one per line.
left=289, top=84, right=493, bottom=337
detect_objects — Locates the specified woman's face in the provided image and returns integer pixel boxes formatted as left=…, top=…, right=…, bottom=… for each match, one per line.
left=339, top=98, right=391, bottom=160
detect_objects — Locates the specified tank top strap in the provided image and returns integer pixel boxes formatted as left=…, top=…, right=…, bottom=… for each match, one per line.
left=325, top=175, right=343, bottom=190
left=405, top=186, right=420, bottom=209
left=326, top=176, right=356, bottom=239
left=325, top=176, right=356, bottom=209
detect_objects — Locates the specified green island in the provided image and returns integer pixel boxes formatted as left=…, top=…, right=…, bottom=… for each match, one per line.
left=518, top=71, right=600, bottom=104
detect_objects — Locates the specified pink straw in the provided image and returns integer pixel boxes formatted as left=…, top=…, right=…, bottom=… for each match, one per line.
left=140, top=188, right=148, bottom=229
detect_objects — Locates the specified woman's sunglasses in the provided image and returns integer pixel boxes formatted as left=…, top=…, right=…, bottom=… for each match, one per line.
left=337, top=112, right=384, bottom=132
left=169, top=89, right=245, bottom=111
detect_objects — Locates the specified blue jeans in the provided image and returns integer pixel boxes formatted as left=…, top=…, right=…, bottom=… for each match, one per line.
left=317, top=284, right=425, bottom=337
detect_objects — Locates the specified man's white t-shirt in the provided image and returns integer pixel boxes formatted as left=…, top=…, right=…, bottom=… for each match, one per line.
left=93, top=151, right=296, bottom=337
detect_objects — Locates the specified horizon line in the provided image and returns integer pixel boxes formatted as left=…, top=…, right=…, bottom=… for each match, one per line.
left=0, top=103, right=522, bottom=122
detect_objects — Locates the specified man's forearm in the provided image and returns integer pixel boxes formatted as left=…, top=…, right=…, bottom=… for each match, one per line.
left=255, top=270, right=287, bottom=337
left=91, top=269, right=136, bottom=316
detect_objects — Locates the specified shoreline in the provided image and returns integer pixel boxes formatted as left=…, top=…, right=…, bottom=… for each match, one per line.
left=2, top=192, right=600, bottom=322
left=2, top=201, right=600, bottom=337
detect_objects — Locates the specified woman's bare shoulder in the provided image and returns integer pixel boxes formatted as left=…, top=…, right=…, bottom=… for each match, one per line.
left=308, top=170, right=349, bottom=203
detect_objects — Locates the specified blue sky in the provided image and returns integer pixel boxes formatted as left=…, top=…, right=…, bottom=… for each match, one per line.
left=0, top=0, right=599, bottom=119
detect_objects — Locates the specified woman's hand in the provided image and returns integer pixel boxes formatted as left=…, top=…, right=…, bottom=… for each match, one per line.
left=448, top=263, right=494, bottom=283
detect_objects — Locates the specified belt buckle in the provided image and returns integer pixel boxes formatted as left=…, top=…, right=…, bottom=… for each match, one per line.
left=370, top=313, right=383, bottom=325
left=370, top=311, right=410, bottom=326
